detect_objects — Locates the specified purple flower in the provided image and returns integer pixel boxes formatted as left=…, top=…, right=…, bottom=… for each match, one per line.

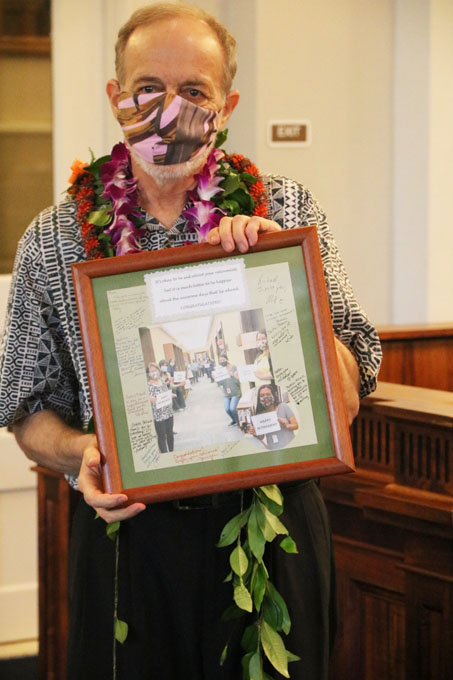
left=194, top=147, right=225, bottom=201
left=183, top=200, right=224, bottom=242
left=196, top=172, right=223, bottom=201
left=101, top=143, right=137, bottom=202
left=182, top=147, right=226, bottom=242
left=105, top=213, right=144, bottom=254
left=114, top=227, right=143, bottom=255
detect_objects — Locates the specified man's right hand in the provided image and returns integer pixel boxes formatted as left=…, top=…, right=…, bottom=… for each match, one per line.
left=78, top=439, right=146, bottom=523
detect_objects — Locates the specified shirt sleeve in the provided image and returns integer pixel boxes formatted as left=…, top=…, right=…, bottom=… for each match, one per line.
left=0, top=219, right=80, bottom=427
left=265, top=175, right=382, bottom=399
left=278, top=402, right=295, bottom=421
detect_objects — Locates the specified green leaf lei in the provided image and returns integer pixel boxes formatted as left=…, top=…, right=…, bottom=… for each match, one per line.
left=218, top=486, right=300, bottom=679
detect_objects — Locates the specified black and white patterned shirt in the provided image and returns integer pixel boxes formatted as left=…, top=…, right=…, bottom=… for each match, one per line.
left=0, top=174, right=382, bottom=484
left=147, top=381, right=173, bottom=422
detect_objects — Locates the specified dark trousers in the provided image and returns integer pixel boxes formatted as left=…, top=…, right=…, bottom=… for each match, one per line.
left=67, top=480, right=336, bottom=680
left=172, top=386, right=185, bottom=409
left=154, top=416, right=174, bottom=452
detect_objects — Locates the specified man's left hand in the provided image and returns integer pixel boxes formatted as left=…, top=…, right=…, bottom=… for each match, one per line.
left=334, top=337, right=361, bottom=425
left=208, top=215, right=281, bottom=253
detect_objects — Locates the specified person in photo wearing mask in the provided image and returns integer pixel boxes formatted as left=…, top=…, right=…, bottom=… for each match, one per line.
left=253, top=329, right=273, bottom=385
left=217, top=352, right=241, bottom=426
left=250, top=383, right=298, bottom=450
left=147, top=362, right=174, bottom=453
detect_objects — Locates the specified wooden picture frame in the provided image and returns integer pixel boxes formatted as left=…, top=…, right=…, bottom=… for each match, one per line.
left=72, top=227, right=354, bottom=504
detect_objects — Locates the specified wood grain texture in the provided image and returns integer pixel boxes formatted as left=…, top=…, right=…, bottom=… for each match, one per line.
left=377, top=324, right=453, bottom=391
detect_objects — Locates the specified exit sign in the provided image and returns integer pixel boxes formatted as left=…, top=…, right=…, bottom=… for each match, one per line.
left=268, top=120, right=311, bottom=147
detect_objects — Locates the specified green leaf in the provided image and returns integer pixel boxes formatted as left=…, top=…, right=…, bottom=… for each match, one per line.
left=261, top=504, right=289, bottom=536
left=234, top=581, right=253, bottom=612
left=221, top=603, right=246, bottom=621
left=87, top=152, right=111, bottom=174
left=88, top=208, right=112, bottom=227
left=241, top=651, right=254, bottom=680
left=241, top=171, right=259, bottom=184
left=217, top=508, right=250, bottom=547
left=266, top=582, right=291, bottom=635
left=255, top=501, right=277, bottom=542
left=249, top=650, right=262, bottom=680
left=230, top=544, right=249, bottom=576
left=114, top=618, right=128, bottom=644
left=223, top=570, right=233, bottom=583
left=215, top=128, right=228, bottom=148
left=219, top=643, right=229, bottom=666
left=259, top=485, right=283, bottom=506
left=217, top=198, right=240, bottom=214
left=225, top=187, right=254, bottom=212
left=262, top=594, right=282, bottom=631
left=260, top=620, right=289, bottom=678
left=241, top=622, right=259, bottom=653
left=255, top=489, right=284, bottom=517
left=251, top=560, right=268, bottom=611
left=220, top=172, right=243, bottom=196
left=287, top=650, right=301, bottom=663
left=280, top=536, right=298, bottom=554
left=106, top=520, right=121, bottom=541
left=247, top=505, right=266, bottom=562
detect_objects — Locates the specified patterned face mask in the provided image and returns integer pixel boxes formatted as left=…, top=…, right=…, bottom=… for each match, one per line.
left=117, top=91, right=218, bottom=166
left=259, top=395, right=274, bottom=408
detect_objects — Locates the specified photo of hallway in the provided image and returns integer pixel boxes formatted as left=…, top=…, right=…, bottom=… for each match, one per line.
left=171, top=374, right=244, bottom=450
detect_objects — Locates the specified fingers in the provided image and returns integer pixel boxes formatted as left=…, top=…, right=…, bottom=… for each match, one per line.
left=95, top=502, right=147, bottom=524
left=207, top=216, right=281, bottom=253
left=78, top=442, right=146, bottom=523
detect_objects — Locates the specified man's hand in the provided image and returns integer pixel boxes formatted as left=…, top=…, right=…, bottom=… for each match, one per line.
left=208, top=215, right=281, bottom=253
left=334, top=337, right=360, bottom=424
left=78, top=438, right=146, bottom=523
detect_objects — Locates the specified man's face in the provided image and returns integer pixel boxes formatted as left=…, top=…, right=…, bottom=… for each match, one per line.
left=109, top=17, right=238, bottom=181
left=118, top=17, right=233, bottom=128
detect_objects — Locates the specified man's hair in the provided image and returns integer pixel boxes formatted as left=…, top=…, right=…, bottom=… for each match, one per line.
left=115, top=2, right=237, bottom=93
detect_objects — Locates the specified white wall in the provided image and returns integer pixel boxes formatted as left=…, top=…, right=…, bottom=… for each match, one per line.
left=427, top=0, right=453, bottom=322
left=0, top=276, right=38, bottom=644
left=393, top=0, right=453, bottom=323
left=254, top=0, right=394, bottom=324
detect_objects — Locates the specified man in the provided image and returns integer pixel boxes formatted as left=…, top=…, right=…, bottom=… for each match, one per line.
left=0, top=4, right=381, bottom=679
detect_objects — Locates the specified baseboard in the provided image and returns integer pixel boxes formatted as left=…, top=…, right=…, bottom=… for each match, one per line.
left=0, top=655, right=38, bottom=680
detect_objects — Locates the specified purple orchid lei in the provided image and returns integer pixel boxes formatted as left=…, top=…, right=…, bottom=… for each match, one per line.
left=70, top=136, right=266, bottom=259
left=97, top=143, right=227, bottom=254
left=100, top=143, right=146, bottom=256
left=182, top=147, right=226, bottom=241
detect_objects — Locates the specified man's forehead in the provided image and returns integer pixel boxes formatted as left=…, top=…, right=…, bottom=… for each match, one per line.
left=121, top=17, right=224, bottom=86
left=125, top=16, right=222, bottom=61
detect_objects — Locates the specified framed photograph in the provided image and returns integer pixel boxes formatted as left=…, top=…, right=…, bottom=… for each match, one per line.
left=72, top=227, right=354, bottom=504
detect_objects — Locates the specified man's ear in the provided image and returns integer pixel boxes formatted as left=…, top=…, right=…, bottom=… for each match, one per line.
left=106, top=79, right=121, bottom=115
left=218, top=89, right=240, bottom=129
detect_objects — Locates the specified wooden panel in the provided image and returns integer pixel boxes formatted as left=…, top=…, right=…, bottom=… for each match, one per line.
left=405, top=570, right=453, bottom=680
left=331, top=537, right=405, bottom=680
left=377, top=325, right=453, bottom=391
left=37, top=469, right=78, bottom=680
